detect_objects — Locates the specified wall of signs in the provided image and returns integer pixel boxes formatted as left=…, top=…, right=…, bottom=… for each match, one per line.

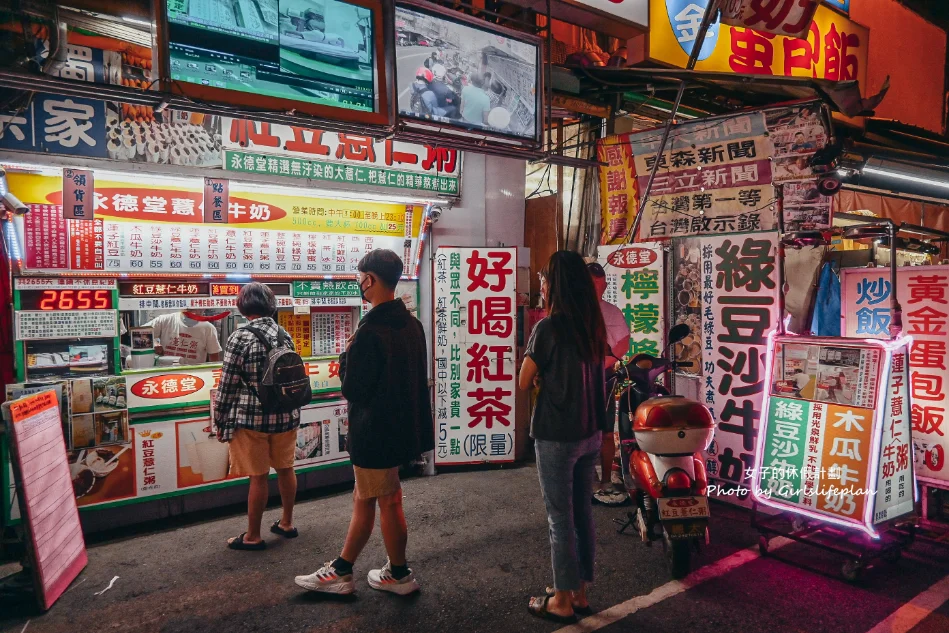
left=434, top=247, right=516, bottom=464
left=756, top=338, right=914, bottom=531
left=599, top=103, right=831, bottom=241
left=700, top=232, right=780, bottom=497
left=650, top=2, right=867, bottom=85
left=597, top=244, right=665, bottom=358
left=841, top=266, right=949, bottom=483
left=11, top=174, right=423, bottom=276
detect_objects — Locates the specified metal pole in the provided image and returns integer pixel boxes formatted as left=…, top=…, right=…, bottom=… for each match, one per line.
left=889, top=221, right=902, bottom=338
left=628, top=0, right=721, bottom=243
left=776, top=185, right=787, bottom=335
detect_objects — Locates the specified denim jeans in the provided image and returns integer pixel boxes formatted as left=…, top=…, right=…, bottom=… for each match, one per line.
left=535, top=433, right=602, bottom=591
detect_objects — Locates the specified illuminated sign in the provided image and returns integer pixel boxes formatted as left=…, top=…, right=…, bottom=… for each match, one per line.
left=119, top=283, right=208, bottom=297
left=651, top=1, right=867, bottom=85
left=19, top=289, right=113, bottom=311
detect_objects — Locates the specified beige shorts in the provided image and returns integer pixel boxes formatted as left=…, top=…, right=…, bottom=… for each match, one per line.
left=229, top=428, right=297, bottom=476
left=353, top=466, right=401, bottom=500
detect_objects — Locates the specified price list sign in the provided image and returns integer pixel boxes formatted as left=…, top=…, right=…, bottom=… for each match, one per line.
left=311, top=311, right=354, bottom=356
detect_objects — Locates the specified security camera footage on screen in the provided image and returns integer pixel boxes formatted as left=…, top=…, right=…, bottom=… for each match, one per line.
left=166, top=0, right=376, bottom=112
left=395, top=6, right=538, bottom=139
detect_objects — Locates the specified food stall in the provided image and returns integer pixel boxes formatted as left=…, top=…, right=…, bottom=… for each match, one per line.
left=1, top=149, right=438, bottom=534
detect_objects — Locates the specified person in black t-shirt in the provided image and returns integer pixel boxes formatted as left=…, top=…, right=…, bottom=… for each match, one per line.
left=520, top=251, right=607, bottom=624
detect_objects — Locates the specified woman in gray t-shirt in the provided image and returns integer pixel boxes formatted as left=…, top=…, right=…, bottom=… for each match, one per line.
left=520, top=250, right=607, bottom=624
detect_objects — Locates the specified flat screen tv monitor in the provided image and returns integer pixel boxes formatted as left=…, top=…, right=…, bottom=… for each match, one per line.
left=394, top=2, right=541, bottom=143
left=162, top=0, right=390, bottom=125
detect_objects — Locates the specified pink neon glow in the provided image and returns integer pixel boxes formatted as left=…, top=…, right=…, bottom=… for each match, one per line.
left=752, top=332, right=915, bottom=539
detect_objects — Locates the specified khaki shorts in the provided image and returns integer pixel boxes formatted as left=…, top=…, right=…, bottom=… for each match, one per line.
left=229, top=428, right=297, bottom=476
left=353, top=466, right=401, bottom=500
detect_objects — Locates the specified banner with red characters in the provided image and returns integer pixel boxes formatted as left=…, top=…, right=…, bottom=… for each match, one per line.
left=434, top=247, right=517, bottom=465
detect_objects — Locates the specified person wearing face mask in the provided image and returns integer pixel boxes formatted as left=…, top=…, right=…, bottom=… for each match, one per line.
left=295, top=249, right=434, bottom=596
left=145, top=309, right=222, bottom=364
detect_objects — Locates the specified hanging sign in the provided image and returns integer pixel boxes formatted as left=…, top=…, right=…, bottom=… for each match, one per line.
left=623, top=112, right=776, bottom=240
left=434, top=247, right=517, bottom=464
left=721, top=0, right=821, bottom=39
left=62, top=168, right=94, bottom=220
left=202, top=178, right=229, bottom=224
left=841, top=266, right=949, bottom=484
left=598, top=137, right=637, bottom=245
left=221, top=118, right=462, bottom=197
left=598, top=244, right=665, bottom=358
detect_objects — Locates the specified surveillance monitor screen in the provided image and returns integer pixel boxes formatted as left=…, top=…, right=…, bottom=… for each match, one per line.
left=395, top=5, right=539, bottom=140
left=166, top=0, right=378, bottom=114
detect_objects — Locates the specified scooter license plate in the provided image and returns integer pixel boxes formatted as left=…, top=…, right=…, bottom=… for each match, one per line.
left=658, top=496, right=710, bottom=520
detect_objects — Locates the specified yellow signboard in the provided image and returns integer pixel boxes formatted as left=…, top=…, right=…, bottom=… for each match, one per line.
left=7, top=173, right=423, bottom=239
left=649, top=1, right=868, bottom=87
left=278, top=312, right=314, bottom=357
left=598, top=137, right=638, bottom=245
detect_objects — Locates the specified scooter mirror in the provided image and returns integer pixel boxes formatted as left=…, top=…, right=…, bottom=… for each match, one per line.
left=668, top=323, right=691, bottom=344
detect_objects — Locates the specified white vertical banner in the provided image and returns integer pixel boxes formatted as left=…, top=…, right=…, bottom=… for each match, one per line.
left=701, top=232, right=780, bottom=502
left=597, top=243, right=665, bottom=357
left=434, top=247, right=517, bottom=464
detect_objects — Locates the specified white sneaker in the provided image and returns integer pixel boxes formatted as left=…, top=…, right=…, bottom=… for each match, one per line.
left=367, top=560, right=420, bottom=595
left=295, top=561, right=355, bottom=594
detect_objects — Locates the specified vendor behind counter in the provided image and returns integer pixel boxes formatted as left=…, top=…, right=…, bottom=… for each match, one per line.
left=145, top=310, right=223, bottom=364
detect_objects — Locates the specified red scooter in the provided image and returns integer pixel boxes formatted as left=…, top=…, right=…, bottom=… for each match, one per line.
left=612, top=324, right=716, bottom=579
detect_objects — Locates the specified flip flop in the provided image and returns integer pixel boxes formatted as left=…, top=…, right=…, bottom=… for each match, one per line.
left=270, top=521, right=299, bottom=539
left=228, top=532, right=266, bottom=551
left=528, top=595, right=577, bottom=624
left=545, top=586, right=593, bottom=616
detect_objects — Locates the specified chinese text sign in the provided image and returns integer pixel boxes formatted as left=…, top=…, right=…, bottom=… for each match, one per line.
left=701, top=232, right=779, bottom=495
left=598, top=244, right=665, bottom=358
left=842, top=267, right=949, bottom=483
left=434, top=247, right=517, bottom=464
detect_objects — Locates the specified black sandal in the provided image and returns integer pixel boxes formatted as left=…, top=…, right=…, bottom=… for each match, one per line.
left=227, top=532, right=266, bottom=551
left=270, top=521, right=299, bottom=538
left=545, top=586, right=593, bottom=616
left=528, top=595, right=577, bottom=624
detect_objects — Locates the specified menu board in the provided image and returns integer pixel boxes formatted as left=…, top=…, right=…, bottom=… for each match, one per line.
left=4, top=390, right=87, bottom=610
left=103, top=222, right=405, bottom=275
left=15, top=310, right=117, bottom=340
left=311, top=311, right=355, bottom=356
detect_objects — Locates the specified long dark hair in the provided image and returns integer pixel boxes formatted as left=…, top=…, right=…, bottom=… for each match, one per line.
left=542, top=251, right=607, bottom=363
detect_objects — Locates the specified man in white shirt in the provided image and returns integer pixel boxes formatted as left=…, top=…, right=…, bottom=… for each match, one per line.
left=588, top=263, right=631, bottom=505
left=146, top=310, right=223, bottom=364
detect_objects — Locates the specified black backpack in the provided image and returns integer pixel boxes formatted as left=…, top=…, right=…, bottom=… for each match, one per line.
left=246, top=326, right=312, bottom=414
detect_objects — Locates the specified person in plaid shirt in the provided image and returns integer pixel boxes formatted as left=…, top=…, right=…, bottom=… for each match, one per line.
left=215, top=282, right=301, bottom=551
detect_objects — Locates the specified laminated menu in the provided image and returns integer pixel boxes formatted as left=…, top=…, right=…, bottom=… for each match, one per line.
left=3, top=390, right=87, bottom=610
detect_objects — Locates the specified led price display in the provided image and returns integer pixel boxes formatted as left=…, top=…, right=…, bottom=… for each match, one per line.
left=19, top=289, right=113, bottom=311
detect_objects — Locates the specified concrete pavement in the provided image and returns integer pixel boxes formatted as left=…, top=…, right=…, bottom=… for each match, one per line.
left=1, top=464, right=948, bottom=633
